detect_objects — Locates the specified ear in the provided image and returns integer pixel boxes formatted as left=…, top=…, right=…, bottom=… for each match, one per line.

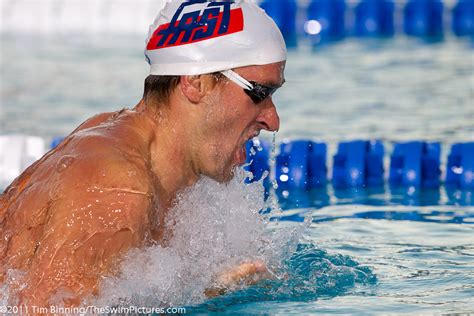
left=180, top=75, right=216, bottom=104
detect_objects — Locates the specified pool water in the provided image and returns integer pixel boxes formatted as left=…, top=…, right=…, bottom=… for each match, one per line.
left=191, top=205, right=474, bottom=314
left=1, top=35, right=474, bottom=314
left=254, top=177, right=473, bottom=314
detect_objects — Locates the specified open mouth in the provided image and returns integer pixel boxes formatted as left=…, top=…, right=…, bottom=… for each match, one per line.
left=236, top=132, right=259, bottom=166
left=236, top=142, right=247, bottom=166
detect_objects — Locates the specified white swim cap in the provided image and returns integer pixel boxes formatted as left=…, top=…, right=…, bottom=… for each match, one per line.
left=145, top=0, right=287, bottom=75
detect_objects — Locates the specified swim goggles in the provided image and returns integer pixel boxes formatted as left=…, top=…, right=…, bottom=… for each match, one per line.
left=220, top=69, right=279, bottom=104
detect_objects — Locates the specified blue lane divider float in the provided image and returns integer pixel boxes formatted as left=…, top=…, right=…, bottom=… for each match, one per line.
left=275, top=140, right=327, bottom=190
left=445, top=142, right=474, bottom=190
left=354, top=0, right=395, bottom=37
left=332, top=140, right=384, bottom=188
left=260, top=0, right=298, bottom=47
left=241, top=138, right=474, bottom=192
left=306, top=0, right=346, bottom=43
left=403, top=0, right=444, bottom=38
left=258, top=0, right=472, bottom=45
left=389, top=141, right=441, bottom=188
left=452, top=0, right=474, bottom=37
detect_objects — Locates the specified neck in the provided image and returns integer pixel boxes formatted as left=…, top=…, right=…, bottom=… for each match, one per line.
left=135, top=98, right=200, bottom=209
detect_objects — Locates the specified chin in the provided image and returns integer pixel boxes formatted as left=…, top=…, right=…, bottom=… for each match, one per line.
left=221, top=169, right=236, bottom=183
left=208, top=154, right=242, bottom=183
left=205, top=167, right=233, bottom=184
left=220, top=165, right=238, bottom=184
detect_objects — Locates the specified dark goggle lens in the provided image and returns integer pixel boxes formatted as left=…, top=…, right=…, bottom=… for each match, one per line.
left=244, top=81, right=278, bottom=104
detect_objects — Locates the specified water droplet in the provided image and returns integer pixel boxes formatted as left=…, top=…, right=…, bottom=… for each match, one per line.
left=56, top=155, right=75, bottom=173
left=272, top=180, right=279, bottom=190
left=250, top=146, right=256, bottom=156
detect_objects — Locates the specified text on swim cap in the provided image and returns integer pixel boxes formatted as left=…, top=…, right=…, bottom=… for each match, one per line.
left=147, top=1, right=244, bottom=50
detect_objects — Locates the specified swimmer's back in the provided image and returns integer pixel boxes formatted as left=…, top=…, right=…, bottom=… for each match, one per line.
left=0, top=109, right=155, bottom=306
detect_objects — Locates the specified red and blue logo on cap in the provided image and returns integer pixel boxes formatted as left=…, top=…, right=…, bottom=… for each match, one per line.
left=147, top=0, right=244, bottom=50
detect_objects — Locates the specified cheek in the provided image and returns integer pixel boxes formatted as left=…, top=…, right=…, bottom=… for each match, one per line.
left=206, top=87, right=258, bottom=142
left=209, top=102, right=242, bottom=133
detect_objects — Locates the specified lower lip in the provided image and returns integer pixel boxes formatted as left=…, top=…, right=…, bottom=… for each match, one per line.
left=236, top=145, right=246, bottom=166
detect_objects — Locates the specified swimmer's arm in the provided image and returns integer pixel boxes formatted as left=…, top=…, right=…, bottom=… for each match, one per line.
left=18, top=162, right=152, bottom=306
left=205, top=260, right=270, bottom=297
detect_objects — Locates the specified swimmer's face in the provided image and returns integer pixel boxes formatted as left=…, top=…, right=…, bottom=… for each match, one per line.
left=198, top=61, right=285, bottom=182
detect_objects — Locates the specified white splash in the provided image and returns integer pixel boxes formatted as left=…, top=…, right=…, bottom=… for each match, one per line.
left=93, top=169, right=306, bottom=307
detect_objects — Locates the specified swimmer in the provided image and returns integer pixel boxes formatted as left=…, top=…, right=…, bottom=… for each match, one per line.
left=0, top=0, right=286, bottom=306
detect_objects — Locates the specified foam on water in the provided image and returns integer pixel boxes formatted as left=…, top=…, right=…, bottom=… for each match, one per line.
left=91, top=169, right=305, bottom=307
left=91, top=169, right=375, bottom=309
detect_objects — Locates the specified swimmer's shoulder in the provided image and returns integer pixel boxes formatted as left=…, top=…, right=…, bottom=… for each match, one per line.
left=48, top=144, right=154, bottom=238
left=71, top=109, right=127, bottom=133
left=67, top=108, right=148, bottom=154
left=56, top=141, right=153, bottom=197
left=36, top=107, right=154, bottom=202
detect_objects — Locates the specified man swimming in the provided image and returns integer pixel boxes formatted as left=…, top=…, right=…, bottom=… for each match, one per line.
left=0, top=0, right=286, bottom=306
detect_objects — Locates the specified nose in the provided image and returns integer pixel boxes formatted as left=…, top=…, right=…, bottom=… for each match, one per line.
left=257, top=99, right=280, bottom=132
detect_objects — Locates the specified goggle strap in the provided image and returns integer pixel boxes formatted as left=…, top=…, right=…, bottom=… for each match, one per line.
left=221, top=70, right=254, bottom=91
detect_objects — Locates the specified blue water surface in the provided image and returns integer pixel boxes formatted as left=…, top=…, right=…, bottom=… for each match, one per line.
left=183, top=189, right=474, bottom=315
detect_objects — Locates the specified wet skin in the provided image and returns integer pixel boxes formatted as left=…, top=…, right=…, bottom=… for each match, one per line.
left=0, top=61, right=285, bottom=306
